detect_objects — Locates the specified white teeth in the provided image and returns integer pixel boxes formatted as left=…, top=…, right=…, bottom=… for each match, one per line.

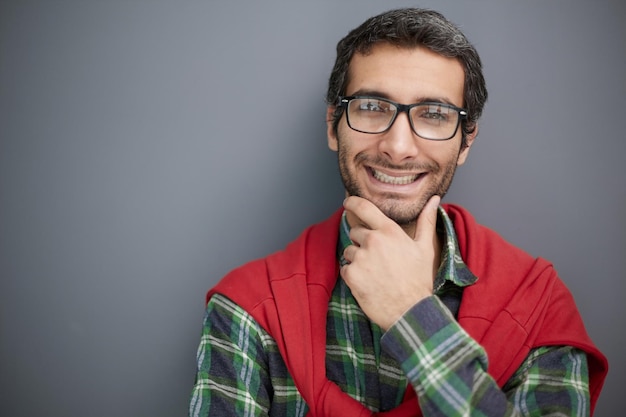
left=372, top=169, right=420, bottom=185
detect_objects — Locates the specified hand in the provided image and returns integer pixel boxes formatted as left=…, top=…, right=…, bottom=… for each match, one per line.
left=341, top=195, right=441, bottom=331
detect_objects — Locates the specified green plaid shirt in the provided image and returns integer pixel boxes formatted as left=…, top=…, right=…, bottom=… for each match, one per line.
left=190, top=208, right=590, bottom=416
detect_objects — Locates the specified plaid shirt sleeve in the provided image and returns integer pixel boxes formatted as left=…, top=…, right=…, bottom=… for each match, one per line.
left=382, top=295, right=590, bottom=416
left=189, top=294, right=272, bottom=417
left=189, top=294, right=308, bottom=417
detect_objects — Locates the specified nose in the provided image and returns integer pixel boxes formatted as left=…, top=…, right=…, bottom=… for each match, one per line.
left=378, top=111, right=420, bottom=163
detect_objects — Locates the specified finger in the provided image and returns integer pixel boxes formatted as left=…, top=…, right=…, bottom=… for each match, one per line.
left=348, top=225, right=369, bottom=246
left=339, top=263, right=352, bottom=283
left=343, top=196, right=389, bottom=230
left=343, top=245, right=358, bottom=263
left=413, top=195, right=441, bottom=242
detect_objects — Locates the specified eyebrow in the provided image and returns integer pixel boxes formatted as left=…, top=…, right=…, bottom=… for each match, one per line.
left=348, top=89, right=461, bottom=107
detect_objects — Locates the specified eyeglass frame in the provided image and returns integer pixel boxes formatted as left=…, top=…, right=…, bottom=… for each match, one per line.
left=336, top=95, right=468, bottom=141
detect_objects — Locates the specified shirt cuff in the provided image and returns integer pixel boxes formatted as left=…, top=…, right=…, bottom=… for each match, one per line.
left=381, top=295, right=488, bottom=387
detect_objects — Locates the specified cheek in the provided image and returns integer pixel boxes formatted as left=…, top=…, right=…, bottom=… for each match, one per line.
left=335, top=127, right=356, bottom=157
left=427, top=139, right=464, bottom=167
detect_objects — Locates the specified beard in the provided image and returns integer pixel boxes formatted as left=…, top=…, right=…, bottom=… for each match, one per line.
left=336, top=139, right=460, bottom=226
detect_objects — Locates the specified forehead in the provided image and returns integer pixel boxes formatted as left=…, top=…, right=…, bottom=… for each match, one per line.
left=346, top=43, right=465, bottom=106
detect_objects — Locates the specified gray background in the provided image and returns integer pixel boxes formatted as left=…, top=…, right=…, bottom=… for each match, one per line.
left=1, top=1, right=624, bottom=416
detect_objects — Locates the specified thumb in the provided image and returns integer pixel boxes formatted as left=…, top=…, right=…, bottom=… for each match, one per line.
left=413, top=195, right=441, bottom=242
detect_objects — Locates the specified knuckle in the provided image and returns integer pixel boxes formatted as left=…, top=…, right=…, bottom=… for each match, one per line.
left=351, top=248, right=365, bottom=263
left=364, top=233, right=381, bottom=247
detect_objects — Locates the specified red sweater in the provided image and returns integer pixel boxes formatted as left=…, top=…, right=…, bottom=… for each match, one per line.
left=210, top=204, right=608, bottom=416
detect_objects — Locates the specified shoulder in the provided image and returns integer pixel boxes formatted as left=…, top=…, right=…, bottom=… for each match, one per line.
left=444, top=203, right=559, bottom=322
left=442, top=203, right=537, bottom=266
left=205, top=293, right=276, bottom=350
left=206, top=208, right=344, bottom=309
left=442, top=203, right=553, bottom=285
left=443, top=205, right=607, bottom=388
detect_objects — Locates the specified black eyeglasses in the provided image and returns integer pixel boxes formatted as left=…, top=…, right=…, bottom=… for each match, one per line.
left=337, top=96, right=467, bottom=140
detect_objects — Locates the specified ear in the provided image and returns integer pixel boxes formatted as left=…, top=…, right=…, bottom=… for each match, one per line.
left=456, top=124, right=478, bottom=166
left=326, top=106, right=339, bottom=152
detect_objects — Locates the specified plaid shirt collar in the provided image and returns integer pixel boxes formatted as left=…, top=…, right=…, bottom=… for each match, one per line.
left=338, top=206, right=478, bottom=291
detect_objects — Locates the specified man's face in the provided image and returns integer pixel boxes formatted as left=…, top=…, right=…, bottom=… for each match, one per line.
left=327, top=43, right=476, bottom=227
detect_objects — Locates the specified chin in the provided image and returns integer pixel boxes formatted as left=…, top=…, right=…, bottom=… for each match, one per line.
left=371, top=196, right=427, bottom=225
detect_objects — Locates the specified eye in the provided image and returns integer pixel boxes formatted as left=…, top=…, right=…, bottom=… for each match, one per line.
left=357, top=99, right=389, bottom=113
left=418, top=104, right=451, bottom=122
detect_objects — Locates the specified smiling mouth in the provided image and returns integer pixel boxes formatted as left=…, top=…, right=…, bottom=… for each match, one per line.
left=371, top=168, right=422, bottom=185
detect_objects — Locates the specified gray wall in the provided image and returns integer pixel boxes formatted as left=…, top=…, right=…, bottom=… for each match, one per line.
left=1, top=1, right=623, bottom=415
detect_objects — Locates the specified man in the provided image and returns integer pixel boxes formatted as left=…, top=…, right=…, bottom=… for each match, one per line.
left=189, top=8, right=607, bottom=416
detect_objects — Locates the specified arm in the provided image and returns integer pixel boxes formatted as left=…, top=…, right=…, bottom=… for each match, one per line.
left=189, top=294, right=273, bottom=417
left=341, top=196, right=590, bottom=416
left=382, top=295, right=590, bottom=416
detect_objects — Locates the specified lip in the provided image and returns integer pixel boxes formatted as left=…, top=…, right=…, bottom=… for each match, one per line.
left=366, top=166, right=426, bottom=192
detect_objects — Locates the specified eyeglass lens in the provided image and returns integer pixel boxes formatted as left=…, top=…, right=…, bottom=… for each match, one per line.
left=346, top=97, right=461, bottom=140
